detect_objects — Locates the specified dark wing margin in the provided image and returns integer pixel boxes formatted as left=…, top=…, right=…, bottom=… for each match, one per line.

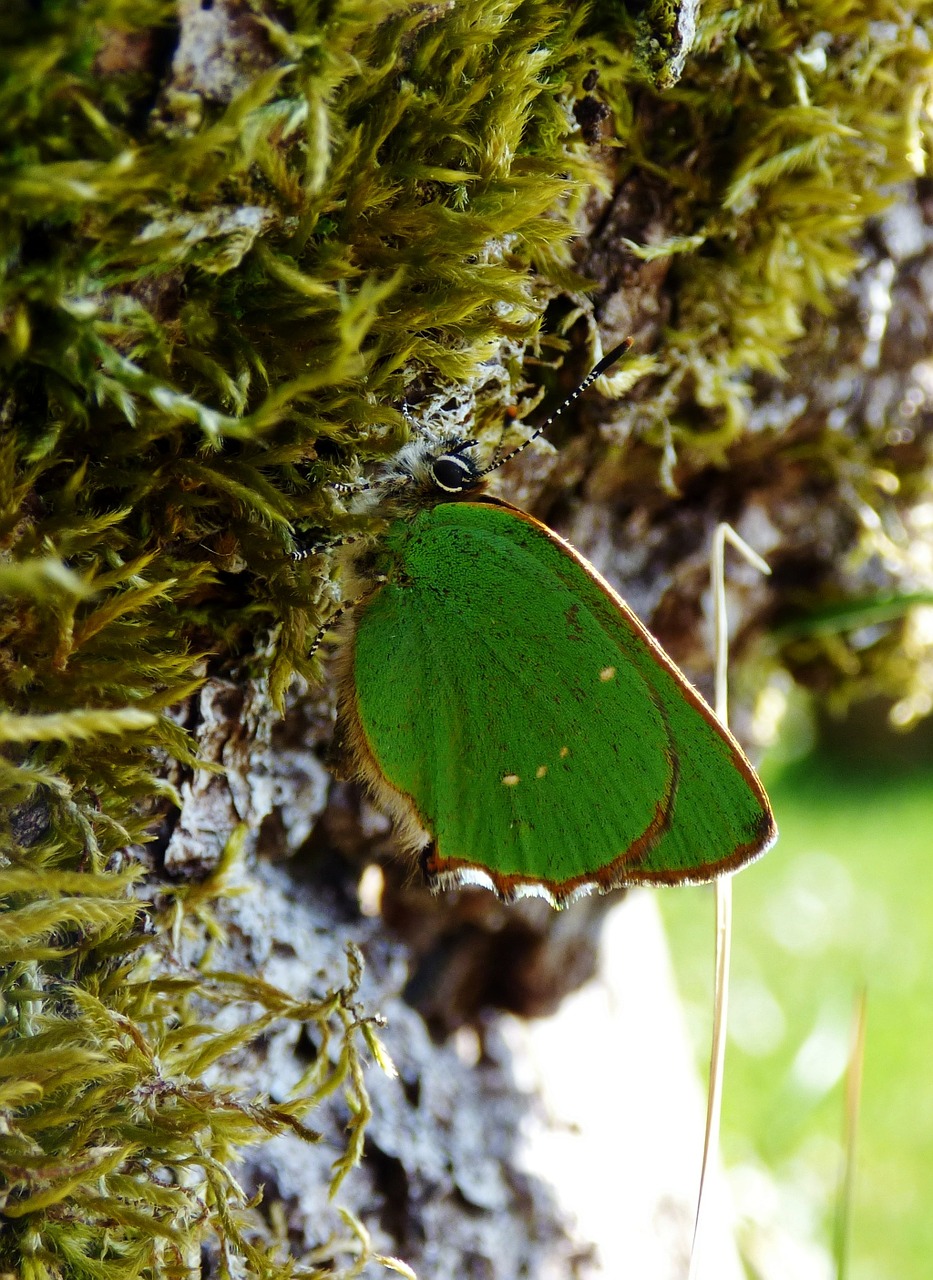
left=343, top=497, right=777, bottom=906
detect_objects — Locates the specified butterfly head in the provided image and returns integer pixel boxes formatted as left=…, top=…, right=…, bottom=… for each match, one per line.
left=350, top=432, right=486, bottom=517
left=338, top=340, right=633, bottom=519
left=424, top=438, right=483, bottom=493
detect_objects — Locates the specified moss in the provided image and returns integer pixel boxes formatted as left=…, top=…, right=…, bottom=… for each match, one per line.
left=590, top=2, right=932, bottom=440
left=2, top=0, right=933, bottom=1272
left=0, top=1, right=607, bottom=1271
left=0, top=846, right=391, bottom=1277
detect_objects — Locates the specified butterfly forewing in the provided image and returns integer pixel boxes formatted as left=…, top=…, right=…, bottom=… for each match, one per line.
left=346, top=500, right=774, bottom=902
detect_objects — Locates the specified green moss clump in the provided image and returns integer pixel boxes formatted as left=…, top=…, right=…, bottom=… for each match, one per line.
left=0, top=1, right=609, bottom=1272
left=1, top=850, right=389, bottom=1278
left=593, top=0, right=933, bottom=446
left=2, top=0, right=933, bottom=1273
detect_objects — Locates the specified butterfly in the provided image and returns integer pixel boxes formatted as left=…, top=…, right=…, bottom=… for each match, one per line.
left=303, top=343, right=776, bottom=906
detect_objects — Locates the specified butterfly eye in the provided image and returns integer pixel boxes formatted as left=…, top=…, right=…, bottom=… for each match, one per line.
left=431, top=450, right=479, bottom=493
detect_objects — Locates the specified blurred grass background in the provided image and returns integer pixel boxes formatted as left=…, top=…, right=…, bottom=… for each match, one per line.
left=661, top=713, right=933, bottom=1280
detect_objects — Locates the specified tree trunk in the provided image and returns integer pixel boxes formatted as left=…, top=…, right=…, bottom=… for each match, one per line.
left=3, top=2, right=933, bottom=1277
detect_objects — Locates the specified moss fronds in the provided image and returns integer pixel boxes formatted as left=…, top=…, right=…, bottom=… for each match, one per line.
left=3, top=0, right=933, bottom=1271
left=593, top=1, right=933, bottom=447
left=0, top=868, right=387, bottom=1278
left=1, top=2, right=608, bottom=1271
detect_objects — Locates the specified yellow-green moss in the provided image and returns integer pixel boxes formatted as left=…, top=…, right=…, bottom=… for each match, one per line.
left=1, top=855, right=387, bottom=1278
left=0, top=1, right=610, bottom=1272
left=593, top=1, right=932, bottom=444
left=2, top=0, right=933, bottom=1274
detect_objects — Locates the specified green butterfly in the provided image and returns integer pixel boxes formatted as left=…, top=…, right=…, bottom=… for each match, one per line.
left=307, top=345, right=776, bottom=906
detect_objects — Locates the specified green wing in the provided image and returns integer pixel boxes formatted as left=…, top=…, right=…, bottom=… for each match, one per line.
left=349, top=499, right=775, bottom=903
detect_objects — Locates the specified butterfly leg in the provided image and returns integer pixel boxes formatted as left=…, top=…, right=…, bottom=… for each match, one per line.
left=291, top=530, right=367, bottom=562
left=308, top=583, right=384, bottom=658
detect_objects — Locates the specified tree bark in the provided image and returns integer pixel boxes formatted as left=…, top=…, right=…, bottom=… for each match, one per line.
left=3, top=2, right=933, bottom=1277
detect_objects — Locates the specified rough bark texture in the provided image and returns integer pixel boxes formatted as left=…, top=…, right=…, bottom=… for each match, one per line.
left=3, top=2, right=933, bottom=1277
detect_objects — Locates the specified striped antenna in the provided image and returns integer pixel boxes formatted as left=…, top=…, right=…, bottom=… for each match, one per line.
left=474, top=338, right=633, bottom=479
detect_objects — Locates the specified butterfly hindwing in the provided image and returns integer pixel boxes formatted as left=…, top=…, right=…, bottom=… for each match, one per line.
left=344, top=498, right=775, bottom=903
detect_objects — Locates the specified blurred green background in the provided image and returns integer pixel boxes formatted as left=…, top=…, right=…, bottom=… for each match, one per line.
left=661, top=715, right=933, bottom=1280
